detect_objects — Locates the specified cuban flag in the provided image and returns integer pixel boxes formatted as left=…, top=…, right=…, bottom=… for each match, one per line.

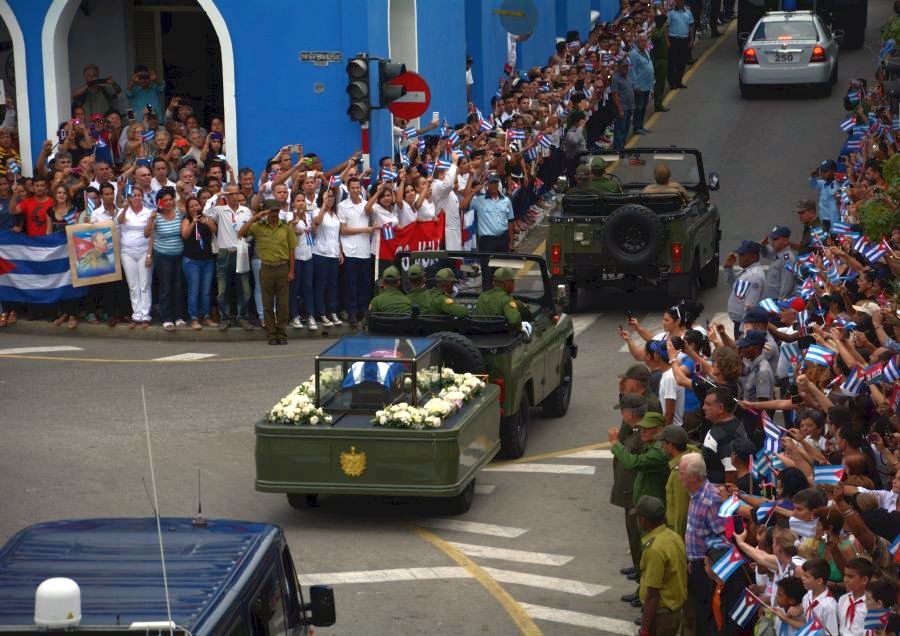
left=894, top=116, right=900, bottom=131
left=758, top=298, right=779, bottom=313
left=479, top=118, right=494, bottom=132
left=341, top=360, right=404, bottom=390
left=733, top=279, right=751, bottom=299
left=756, top=500, right=776, bottom=523
left=840, top=367, right=865, bottom=396
left=381, top=223, right=395, bottom=241
left=864, top=607, right=891, bottom=630
left=400, top=149, right=411, bottom=169
left=380, top=168, right=398, bottom=181
left=852, top=235, right=869, bottom=255
left=839, top=115, right=856, bottom=132
left=506, top=128, right=526, bottom=142
left=796, top=309, right=810, bottom=335
left=402, top=127, right=418, bottom=140
left=730, top=590, right=762, bottom=628
left=417, top=136, right=426, bottom=153
left=813, top=465, right=845, bottom=485
left=535, top=132, right=553, bottom=150
left=141, top=129, right=156, bottom=143
left=524, top=146, right=538, bottom=162
left=718, top=494, right=741, bottom=517
left=304, top=229, right=315, bottom=247
left=436, top=158, right=452, bottom=171
left=584, top=61, right=594, bottom=72
left=810, top=226, right=827, bottom=246
left=462, top=209, right=477, bottom=251
left=762, top=413, right=783, bottom=454
left=796, top=617, right=826, bottom=636
left=805, top=345, right=835, bottom=367
left=328, top=175, right=342, bottom=189
left=863, top=242, right=889, bottom=264
left=883, top=356, right=900, bottom=383
left=444, top=127, right=460, bottom=147
left=833, top=315, right=857, bottom=331
left=830, top=221, right=853, bottom=235
left=753, top=449, right=774, bottom=480
left=710, top=547, right=745, bottom=582
left=0, top=231, right=88, bottom=303
left=889, top=534, right=900, bottom=556
left=83, top=192, right=97, bottom=218
left=845, top=136, right=863, bottom=151
left=823, top=258, right=841, bottom=283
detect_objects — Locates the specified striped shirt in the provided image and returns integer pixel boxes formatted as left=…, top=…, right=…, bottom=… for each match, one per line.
left=685, top=479, right=726, bottom=560
left=153, top=212, right=184, bottom=255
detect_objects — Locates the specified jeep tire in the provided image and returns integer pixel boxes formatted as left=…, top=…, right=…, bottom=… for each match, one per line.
left=445, top=478, right=476, bottom=515
left=433, top=331, right=487, bottom=375
left=602, top=204, right=665, bottom=269
left=541, top=348, right=573, bottom=417
left=499, top=393, right=529, bottom=459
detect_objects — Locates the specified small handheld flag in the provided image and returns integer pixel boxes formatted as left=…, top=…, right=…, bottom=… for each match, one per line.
left=762, top=413, right=783, bottom=454
left=380, top=168, right=398, bottom=181
left=506, top=128, right=526, bottom=142
left=812, top=465, right=845, bottom=484
left=839, top=115, right=856, bottom=133
left=884, top=357, right=900, bottom=384
left=710, top=547, right=745, bottom=582
left=839, top=367, right=865, bottom=396
left=328, top=175, right=342, bottom=189
left=863, top=607, right=891, bottom=630
left=756, top=500, right=776, bottom=522
left=795, top=617, right=826, bottom=636
left=730, top=590, right=762, bottom=628
left=402, top=127, right=418, bottom=140
left=804, top=345, right=835, bottom=367
left=718, top=494, right=741, bottom=517
left=889, top=534, right=900, bottom=556
left=758, top=298, right=779, bottom=313
left=381, top=223, right=395, bottom=241
left=141, top=129, right=156, bottom=143
left=305, top=230, right=315, bottom=247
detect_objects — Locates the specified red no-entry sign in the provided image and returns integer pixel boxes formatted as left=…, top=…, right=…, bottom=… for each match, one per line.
left=387, top=71, right=431, bottom=119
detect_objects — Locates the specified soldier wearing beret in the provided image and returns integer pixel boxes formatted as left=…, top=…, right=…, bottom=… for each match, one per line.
left=405, top=264, right=431, bottom=312
left=426, top=268, right=469, bottom=318
left=635, top=495, right=687, bottom=636
left=368, top=266, right=412, bottom=315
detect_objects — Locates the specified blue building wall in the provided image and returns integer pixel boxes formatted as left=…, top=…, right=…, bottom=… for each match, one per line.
left=3, top=0, right=617, bottom=177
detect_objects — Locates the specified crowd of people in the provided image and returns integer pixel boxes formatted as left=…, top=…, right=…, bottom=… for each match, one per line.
left=606, top=14, right=900, bottom=636
left=0, top=0, right=717, bottom=337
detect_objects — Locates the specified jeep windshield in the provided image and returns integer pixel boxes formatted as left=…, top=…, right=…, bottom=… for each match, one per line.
left=595, top=150, right=703, bottom=190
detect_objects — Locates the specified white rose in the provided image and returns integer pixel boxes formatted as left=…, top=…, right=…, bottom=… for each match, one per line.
left=309, top=416, right=319, bottom=425
left=325, top=415, right=333, bottom=424
left=379, top=416, right=388, bottom=425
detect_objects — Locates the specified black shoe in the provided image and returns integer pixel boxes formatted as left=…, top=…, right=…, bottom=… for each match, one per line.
left=655, top=105, right=670, bottom=112
left=627, top=571, right=640, bottom=581
left=631, top=599, right=642, bottom=608
left=621, top=592, right=639, bottom=603
left=278, top=338, right=288, bottom=345
left=268, top=338, right=279, bottom=345
left=620, top=566, right=636, bottom=576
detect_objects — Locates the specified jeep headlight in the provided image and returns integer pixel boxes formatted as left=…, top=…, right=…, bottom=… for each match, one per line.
left=574, top=231, right=584, bottom=242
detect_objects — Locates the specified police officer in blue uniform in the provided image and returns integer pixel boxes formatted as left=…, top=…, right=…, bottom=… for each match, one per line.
left=725, top=240, right=765, bottom=338
left=760, top=226, right=795, bottom=300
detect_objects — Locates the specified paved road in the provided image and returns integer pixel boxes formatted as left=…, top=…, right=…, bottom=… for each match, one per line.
left=0, top=9, right=890, bottom=634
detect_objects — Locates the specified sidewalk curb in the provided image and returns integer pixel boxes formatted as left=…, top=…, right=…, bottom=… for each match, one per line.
left=1, top=319, right=355, bottom=342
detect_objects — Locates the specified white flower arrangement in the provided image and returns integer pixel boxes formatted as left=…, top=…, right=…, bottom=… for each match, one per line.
left=266, top=381, right=334, bottom=426
left=372, top=370, right=486, bottom=430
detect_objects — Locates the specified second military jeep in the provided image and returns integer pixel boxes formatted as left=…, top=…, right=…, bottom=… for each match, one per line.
left=548, top=148, right=722, bottom=311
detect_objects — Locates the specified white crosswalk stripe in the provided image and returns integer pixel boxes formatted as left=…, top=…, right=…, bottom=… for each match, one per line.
left=298, top=566, right=469, bottom=586
left=151, top=352, right=218, bottom=361
left=561, top=449, right=613, bottom=460
left=572, top=314, right=601, bottom=336
left=0, top=346, right=83, bottom=355
left=481, top=567, right=610, bottom=596
left=474, top=484, right=495, bottom=495
left=520, top=603, right=636, bottom=634
left=483, top=463, right=596, bottom=475
left=446, top=542, right=574, bottom=566
left=415, top=519, right=527, bottom=538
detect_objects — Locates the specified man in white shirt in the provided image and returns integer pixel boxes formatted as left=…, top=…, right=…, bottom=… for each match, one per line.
left=90, top=160, right=119, bottom=200
left=87, top=182, right=131, bottom=326
left=204, top=183, right=253, bottom=331
left=432, top=151, right=462, bottom=251
left=338, top=176, right=377, bottom=327
left=149, top=157, right=175, bottom=196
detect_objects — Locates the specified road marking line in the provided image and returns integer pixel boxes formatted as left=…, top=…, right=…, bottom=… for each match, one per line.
left=0, top=346, right=83, bottom=355
left=447, top=542, right=574, bottom=566
left=493, top=441, right=611, bottom=466
left=405, top=523, right=542, bottom=635
left=561, top=449, right=613, bottom=460
left=520, top=603, right=636, bottom=634
left=297, top=566, right=470, bottom=586
left=483, top=463, right=596, bottom=475
left=0, top=352, right=305, bottom=363
left=482, top=567, right=610, bottom=597
left=151, top=352, right=218, bottom=361
left=572, top=314, right=600, bottom=337
left=475, top=484, right=496, bottom=495
left=416, top=519, right=528, bottom=538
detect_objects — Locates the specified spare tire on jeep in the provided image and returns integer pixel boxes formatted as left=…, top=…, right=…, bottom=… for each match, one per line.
left=602, top=204, right=665, bottom=269
left=433, top=331, right=486, bottom=374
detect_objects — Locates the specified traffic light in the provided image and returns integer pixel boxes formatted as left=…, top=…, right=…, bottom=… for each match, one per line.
left=378, top=60, right=407, bottom=108
left=346, top=55, right=370, bottom=122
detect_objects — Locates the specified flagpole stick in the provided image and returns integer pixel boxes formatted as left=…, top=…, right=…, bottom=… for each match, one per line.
left=374, top=229, right=381, bottom=284
left=810, top=610, right=835, bottom=636
left=749, top=454, right=753, bottom=495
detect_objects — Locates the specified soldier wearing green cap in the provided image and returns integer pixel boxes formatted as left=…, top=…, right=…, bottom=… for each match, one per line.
left=425, top=268, right=469, bottom=317
left=368, top=266, right=412, bottom=315
left=635, top=495, right=687, bottom=636
left=473, top=267, right=527, bottom=332
left=405, top=264, right=432, bottom=312
left=569, top=157, right=622, bottom=195
left=609, top=411, right=669, bottom=509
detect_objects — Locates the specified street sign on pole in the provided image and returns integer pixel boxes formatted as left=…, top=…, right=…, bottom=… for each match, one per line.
left=496, top=0, right=538, bottom=36
left=386, top=72, right=431, bottom=120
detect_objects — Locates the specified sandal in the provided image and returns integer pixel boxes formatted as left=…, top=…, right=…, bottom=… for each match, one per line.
left=128, top=320, right=137, bottom=330
left=7, top=310, right=16, bottom=325
left=53, top=314, right=69, bottom=327
left=67, top=316, right=78, bottom=329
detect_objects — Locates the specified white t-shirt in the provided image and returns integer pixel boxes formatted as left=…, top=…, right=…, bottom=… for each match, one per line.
left=149, top=177, right=175, bottom=195
left=90, top=205, right=119, bottom=225
left=120, top=208, right=152, bottom=253
left=837, top=592, right=867, bottom=636
left=90, top=180, right=119, bottom=199
left=801, top=590, right=838, bottom=636
left=658, top=368, right=684, bottom=428
left=433, top=165, right=461, bottom=251
left=370, top=203, right=398, bottom=255
left=415, top=197, right=436, bottom=222
left=313, top=211, right=341, bottom=258
left=205, top=204, right=252, bottom=250
left=396, top=201, right=417, bottom=228
left=337, top=196, right=372, bottom=259
left=290, top=210, right=314, bottom=261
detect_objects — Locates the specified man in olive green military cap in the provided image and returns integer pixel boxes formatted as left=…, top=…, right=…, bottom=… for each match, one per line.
left=406, top=264, right=432, bottom=312
left=608, top=412, right=669, bottom=522
left=426, top=268, right=469, bottom=317
left=617, top=363, right=662, bottom=413
left=368, top=266, right=412, bottom=315
left=474, top=267, right=531, bottom=336
left=635, top=494, right=687, bottom=636
left=570, top=157, right=622, bottom=195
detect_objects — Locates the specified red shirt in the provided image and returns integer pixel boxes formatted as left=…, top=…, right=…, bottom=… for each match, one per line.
left=19, top=197, right=52, bottom=236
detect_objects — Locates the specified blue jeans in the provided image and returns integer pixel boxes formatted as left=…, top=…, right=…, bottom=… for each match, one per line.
left=290, top=258, right=315, bottom=319
left=613, top=109, right=633, bottom=150
left=633, top=91, right=649, bottom=130
left=215, top=250, right=250, bottom=321
left=313, top=254, right=339, bottom=316
left=154, top=251, right=184, bottom=324
left=342, top=256, right=372, bottom=318
left=183, top=256, right=215, bottom=320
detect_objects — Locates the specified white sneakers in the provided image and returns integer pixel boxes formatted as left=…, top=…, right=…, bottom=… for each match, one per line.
left=290, top=317, right=304, bottom=329
left=330, top=313, right=343, bottom=326
left=319, top=315, right=333, bottom=327
left=307, top=317, right=318, bottom=330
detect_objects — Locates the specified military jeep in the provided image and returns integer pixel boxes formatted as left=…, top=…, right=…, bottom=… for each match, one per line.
left=548, top=148, right=721, bottom=311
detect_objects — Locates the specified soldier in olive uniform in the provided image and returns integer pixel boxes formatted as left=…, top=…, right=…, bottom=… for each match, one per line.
left=570, top=157, right=622, bottom=195
left=635, top=495, right=687, bottom=636
left=368, top=266, right=412, bottom=314
left=426, top=268, right=469, bottom=317
left=474, top=267, right=527, bottom=333
left=405, top=264, right=432, bottom=312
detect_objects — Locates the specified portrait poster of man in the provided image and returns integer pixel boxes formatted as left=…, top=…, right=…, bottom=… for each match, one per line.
left=65, top=222, right=122, bottom=287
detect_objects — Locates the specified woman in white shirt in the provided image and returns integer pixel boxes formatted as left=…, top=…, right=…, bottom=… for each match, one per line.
left=366, top=184, right=399, bottom=262
left=289, top=192, right=316, bottom=330
left=311, top=188, right=342, bottom=328
left=395, top=183, right=418, bottom=228
left=413, top=175, right=436, bottom=221
left=116, top=187, right=154, bottom=328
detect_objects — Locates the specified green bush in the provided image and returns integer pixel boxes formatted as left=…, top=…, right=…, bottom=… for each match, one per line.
left=883, top=16, right=900, bottom=42
left=884, top=154, right=900, bottom=187
left=858, top=199, right=898, bottom=240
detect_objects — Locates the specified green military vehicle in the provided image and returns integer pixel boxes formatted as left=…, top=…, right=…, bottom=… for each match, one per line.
left=548, top=148, right=722, bottom=311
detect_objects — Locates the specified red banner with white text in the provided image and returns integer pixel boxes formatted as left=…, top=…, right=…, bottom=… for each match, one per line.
left=378, top=213, right=445, bottom=260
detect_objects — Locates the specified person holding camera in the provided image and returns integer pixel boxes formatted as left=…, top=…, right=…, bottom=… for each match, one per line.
left=72, top=64, right=122, bottom=120
left=126, top=65, right=165, bottom=122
